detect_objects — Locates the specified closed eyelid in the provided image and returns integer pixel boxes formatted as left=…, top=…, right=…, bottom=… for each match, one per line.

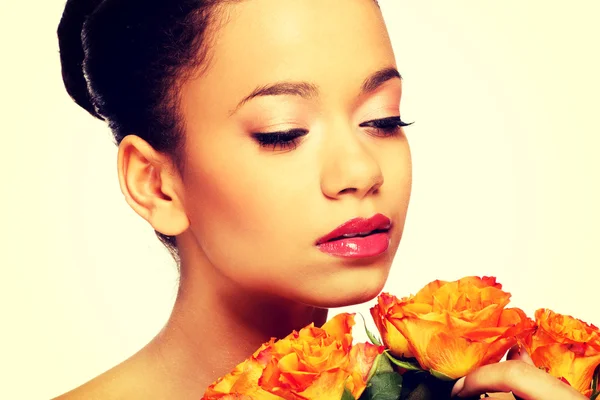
left=353, top=82, right=402, bottom=118
left=253, top=128, right=308, bottom=135
left=359, top=116, right=412, bottom=127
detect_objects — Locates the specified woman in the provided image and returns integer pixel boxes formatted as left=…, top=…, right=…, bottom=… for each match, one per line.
left=55, top=0, right=587, bottom=398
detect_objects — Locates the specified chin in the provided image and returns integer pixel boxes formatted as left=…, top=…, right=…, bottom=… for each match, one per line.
left=297, top=268, right=390, bottom=309
left=326, top=285, right=385, bottom=308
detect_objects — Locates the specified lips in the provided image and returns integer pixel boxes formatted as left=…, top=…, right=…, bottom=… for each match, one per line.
left=316, top=214, right=392, bottom=259
left=316, top=213, right=392, bottom=245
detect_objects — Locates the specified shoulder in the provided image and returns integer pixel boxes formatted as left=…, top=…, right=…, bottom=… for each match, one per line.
left=53, top=352, right=162, bottom=400
left=53, top=339, right=206, bottom=399
left=53, top=363, right=143, bottom=400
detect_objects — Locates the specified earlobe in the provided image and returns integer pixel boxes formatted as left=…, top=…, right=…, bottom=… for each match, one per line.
left=117, top=135, right=190, bottom=236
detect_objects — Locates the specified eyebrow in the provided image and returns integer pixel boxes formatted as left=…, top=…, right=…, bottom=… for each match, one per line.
left=361, top=67, right=402, bottom=94
left=231, top=66, right=402, bottom=114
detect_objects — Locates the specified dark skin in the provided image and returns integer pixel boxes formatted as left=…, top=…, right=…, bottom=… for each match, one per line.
left=55, top=0, right=589, bottom=399
left=451, top=347, right=586, bottom=399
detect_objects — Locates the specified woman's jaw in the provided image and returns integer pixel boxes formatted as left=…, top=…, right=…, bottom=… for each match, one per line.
left=118, top=0, right=412, bottom=311
left=166, top=0, right=412, bottom=309
left=172, top=207, right=406, bottom=310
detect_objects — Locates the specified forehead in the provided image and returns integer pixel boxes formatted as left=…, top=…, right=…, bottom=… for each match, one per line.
left=198, top=0, right=395, bottom=101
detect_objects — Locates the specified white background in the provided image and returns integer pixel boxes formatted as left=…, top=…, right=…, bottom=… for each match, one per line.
left=1, top=1, right=599, bottom=398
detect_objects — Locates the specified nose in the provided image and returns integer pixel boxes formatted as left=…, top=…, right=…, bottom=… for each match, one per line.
left=320, top=128, right=384, bottom=200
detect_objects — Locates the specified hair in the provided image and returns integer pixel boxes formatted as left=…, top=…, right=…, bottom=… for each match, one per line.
left=58, top=0, right=382, bottom=263
left=57, top=0, right=236, bottom=262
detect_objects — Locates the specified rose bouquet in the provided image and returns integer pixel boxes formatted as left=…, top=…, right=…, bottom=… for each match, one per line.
left=202, top=276, right=600, bottom=400
left=202, top=313, right=383, bottom=400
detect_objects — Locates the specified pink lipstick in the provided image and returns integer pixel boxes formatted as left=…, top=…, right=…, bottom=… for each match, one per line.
left=316, top=213, right=392, bottom=258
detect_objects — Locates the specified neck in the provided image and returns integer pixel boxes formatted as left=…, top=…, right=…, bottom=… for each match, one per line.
left=147, top=241, right=328, bottom=395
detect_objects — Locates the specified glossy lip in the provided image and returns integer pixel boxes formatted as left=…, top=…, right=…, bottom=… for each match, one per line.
left=316, top=213, right=392, bottom=245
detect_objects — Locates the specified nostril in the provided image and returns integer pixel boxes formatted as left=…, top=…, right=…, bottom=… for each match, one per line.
left=338, top=188, right=357, bottom=195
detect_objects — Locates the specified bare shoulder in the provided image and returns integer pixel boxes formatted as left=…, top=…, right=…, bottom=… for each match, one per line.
left=53, top=361, right=147, bottom=400
left=53, top=350, right=167, bottom=400
left=53, top=339, right=207, bottom=399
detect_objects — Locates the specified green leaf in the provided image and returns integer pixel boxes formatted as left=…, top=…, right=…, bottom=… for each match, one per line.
left=384, top=351, right=423, bottom=372
left=359, top=372, right=403, bottom=400
left=359, top=313, right=382, bottom=346
left=590, top=391, right=599, bottom=400
left=367, top=353, right=394, bottom=382
left=342, top=387, right=357, bottom=400
left=429, top=369, right=454, bottom=381
left=399, top=372, right=458, bottom=400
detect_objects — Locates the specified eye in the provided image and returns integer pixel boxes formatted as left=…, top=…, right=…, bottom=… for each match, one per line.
left=359, top=116, right=413, bottom=137
left=251, top=128, right=309, bottom=151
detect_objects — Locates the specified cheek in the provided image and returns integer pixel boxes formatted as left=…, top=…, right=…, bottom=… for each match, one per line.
left=385, top=139, right=412, bottom=201
left=382, top=139, right=412, bottom=231
left=180, top=143, right=318, bottom=277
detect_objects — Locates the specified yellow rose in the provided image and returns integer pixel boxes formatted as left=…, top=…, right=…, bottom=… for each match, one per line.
left=377, top=276, right=535, bottom=379
left=523, top=309, right=600, bottom=397
left=203, top=313, right=383, bottom=400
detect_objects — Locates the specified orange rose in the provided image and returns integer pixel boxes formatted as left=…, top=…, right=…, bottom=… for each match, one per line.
left=203, top=341, right=281, bottom=400
left=203, top=313, right=383, bottom=400
left=523, top=308, right=600, bottom=397
left=371, top=292, right=413, bottom=358
left=375, top=276, right=535, bottom=379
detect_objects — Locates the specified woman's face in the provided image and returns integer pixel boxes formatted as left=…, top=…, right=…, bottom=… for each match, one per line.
left=177, top=0, right=412, bottom=307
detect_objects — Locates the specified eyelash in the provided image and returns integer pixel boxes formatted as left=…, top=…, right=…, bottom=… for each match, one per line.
left=252, top=129, right=309, bottom=151
left=252, top=117, right=412, bottom=151
left=359, top=116, right=413, bottom=137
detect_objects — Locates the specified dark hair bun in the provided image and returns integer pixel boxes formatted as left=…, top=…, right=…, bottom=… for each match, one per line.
left=57, top=0, right=105, bottom=119
left=55, top=0, right=229, bottom=259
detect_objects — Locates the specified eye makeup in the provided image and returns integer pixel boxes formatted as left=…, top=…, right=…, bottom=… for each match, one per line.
left=251, top=116, right=412, bottom=152
left=251, top=128, right=309, bottom=151
left=359, top=116, right=413, bottom=137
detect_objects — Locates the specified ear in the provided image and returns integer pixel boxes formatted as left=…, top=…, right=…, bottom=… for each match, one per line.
left=117, top=135, right=189, bottom=236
